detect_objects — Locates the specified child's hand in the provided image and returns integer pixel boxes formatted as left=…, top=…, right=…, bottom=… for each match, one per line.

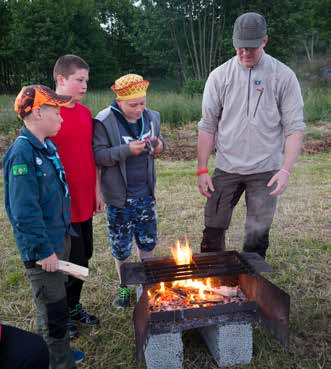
left=37, top=253, right=59, bottom=272
left=95, top=192, right=104, bottom=214
left=129, top=140, right=146, bottom=156
left=153, top=138, right=163, bottom=154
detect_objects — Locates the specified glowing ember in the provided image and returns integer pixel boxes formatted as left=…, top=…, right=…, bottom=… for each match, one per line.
left=147, top=239, right=247, bottom=311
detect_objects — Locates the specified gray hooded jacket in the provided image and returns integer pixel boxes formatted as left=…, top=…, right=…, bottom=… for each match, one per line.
left=93, top=107, right=164, bottom=208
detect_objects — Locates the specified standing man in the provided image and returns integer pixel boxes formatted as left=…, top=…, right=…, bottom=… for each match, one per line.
left=197, top=12, right=305, bottom=258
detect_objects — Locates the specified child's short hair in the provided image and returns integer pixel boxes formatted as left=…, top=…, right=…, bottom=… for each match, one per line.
left=53, top=55, right=89, bottom=83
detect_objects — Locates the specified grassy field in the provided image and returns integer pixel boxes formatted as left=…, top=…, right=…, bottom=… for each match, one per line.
left=0, top=152, right=330, bottom=369
left=1, top=84, right=331, bottom=133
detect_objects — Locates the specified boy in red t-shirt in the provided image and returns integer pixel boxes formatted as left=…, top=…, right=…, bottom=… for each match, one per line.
left=52, top=55, right=104, bottom=338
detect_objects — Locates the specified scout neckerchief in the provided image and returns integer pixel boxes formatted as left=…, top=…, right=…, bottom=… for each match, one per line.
left=110, top=101, right=145, bottom=140
left=45, top=139, right=69, bottom=197
left=16, top=135, right=69, bottom=197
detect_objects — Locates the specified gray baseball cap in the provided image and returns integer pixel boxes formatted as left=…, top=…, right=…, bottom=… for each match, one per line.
left=233, top=12, right=267, bottom=48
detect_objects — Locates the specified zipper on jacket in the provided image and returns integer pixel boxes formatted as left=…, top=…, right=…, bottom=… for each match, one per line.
left=247, top=69, right=252, bottom=116
left=253, top=88, right=264, bottom=118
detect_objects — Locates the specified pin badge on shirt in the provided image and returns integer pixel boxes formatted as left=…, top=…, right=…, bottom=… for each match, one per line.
left=36, top=157, right=43, bottom=165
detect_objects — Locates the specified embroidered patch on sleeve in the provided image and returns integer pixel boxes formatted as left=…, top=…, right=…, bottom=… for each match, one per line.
left=12, top=164, right=28, bottom=176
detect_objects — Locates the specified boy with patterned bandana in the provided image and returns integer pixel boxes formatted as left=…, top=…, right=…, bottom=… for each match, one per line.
left=2, top=85, right=84, bottom=368
left=93, top=74, right=165, bottom=308
left=52, top=55, right=103, bottom=337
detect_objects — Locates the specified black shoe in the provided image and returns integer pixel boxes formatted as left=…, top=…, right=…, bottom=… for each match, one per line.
left=68, top=319, right=79, bottom=339
left=70, top=303, right=99, bottom=325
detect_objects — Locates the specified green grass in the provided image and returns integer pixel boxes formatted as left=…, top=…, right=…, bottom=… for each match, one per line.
left=0, top=153, right=330, bottom=369
left=303, top=87, right=331, bottom=123
left=1, top=84, right=330, bottom=134
left=84, top=90, right=202, bottom=127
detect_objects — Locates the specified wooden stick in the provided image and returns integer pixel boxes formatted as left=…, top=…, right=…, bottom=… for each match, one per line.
left=36, top=260, right=89, bottom=281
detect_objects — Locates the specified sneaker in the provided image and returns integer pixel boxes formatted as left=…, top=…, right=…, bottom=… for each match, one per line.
left=72, top=349, right=85, bottom=364
left=68, top=319, right=79, bottom=339
left=70, top=303, right=99, bottom=325
left=112, top=286, right=130, bottom=309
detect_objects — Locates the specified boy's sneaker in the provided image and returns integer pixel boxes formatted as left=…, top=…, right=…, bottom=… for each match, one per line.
left=72, top=349, right=85, bottom=364
left=112, top=286, right=130, bottom=309
left=70, top=303, right=99, bottom=325
left=68, top=319, right=79, bottom=339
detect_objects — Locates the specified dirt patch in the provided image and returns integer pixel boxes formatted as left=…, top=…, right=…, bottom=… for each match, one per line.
left=1, top=123, right=330, bottom=163
left=303, top=134, right=331, bottom=154
left=159, top=123, right=198, bottom=161
left=160, top=122, right=331, bottom=161
left=302, top=123, right=331, bottom=154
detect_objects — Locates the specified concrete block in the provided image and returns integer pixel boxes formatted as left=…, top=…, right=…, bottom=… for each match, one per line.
left=200, top=322, right=252, bottom=367
left=144, top=332, right=183, bottom=369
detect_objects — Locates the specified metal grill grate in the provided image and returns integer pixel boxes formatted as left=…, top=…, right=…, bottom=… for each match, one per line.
left=143, top=251, right=255, bottom=284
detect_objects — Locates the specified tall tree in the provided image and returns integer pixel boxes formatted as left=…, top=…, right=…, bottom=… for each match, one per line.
left=141, top=0, right=227, bottom=81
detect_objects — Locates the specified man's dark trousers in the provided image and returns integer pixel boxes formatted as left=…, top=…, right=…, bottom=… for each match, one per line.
left=201, top=169, right=278, bottom=258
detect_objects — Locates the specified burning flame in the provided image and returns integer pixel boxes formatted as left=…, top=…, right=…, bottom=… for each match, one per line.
left=156, top=239, right=214, bottom=302
left=171, top=238, right=192, bottom=265
left=160, top=282, right=165, bottom=293
left=148, top=239, right=242, bottom=311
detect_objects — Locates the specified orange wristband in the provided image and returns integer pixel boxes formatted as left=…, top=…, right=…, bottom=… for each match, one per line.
left=196, top=168, right=209, bottom=176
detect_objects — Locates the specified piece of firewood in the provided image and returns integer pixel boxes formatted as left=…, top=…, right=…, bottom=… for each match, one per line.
left=204, top=286, right=239, bottom=297
left=36, top=260, right=89, bottom=281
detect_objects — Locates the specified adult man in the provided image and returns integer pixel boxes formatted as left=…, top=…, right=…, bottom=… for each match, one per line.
left=197, top=12, right=305, bottom=258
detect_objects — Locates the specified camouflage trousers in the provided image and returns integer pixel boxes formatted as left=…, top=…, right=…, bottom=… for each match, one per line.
left=106, top=195, right=158, bottom=261
left=26, top=236, right=76, bottom=369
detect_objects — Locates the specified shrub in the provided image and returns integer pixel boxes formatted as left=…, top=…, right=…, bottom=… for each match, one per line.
left=182, top=79, right=206, bottom=96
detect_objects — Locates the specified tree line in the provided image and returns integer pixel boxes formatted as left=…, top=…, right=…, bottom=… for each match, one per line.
left=0, top=0, right=330, bottom=92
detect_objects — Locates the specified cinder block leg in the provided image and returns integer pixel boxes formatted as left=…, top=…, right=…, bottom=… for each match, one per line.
left=200, top=322, right=252, bottom=367
left=144, top=332, right=183, bottom=369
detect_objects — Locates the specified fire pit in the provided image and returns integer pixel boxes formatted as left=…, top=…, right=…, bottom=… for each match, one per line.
left=121, top=240, right=290, bottom=369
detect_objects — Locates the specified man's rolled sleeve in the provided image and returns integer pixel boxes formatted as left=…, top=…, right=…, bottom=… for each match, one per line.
left=280, top=73, right=305, bottom=137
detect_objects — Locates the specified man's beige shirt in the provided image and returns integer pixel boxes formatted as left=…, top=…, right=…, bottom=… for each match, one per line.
left=198, top=52, right=305, bottom=174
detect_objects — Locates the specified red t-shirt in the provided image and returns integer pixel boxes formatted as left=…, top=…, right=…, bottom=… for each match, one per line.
left=51, top=103, right=96, bottom=223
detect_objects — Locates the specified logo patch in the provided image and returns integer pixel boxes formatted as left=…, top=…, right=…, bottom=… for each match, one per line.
left=12, top=164, right=28, bottom=176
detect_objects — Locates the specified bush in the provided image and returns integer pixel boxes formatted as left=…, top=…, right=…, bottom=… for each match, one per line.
left=182, top=79, right=206, bottom=96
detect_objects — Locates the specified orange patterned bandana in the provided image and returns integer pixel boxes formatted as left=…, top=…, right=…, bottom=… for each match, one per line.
left=14, top=85, right=72, bottom=120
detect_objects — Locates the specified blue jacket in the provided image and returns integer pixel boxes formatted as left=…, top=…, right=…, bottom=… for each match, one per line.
left=2, top=127, right=72, bottom=263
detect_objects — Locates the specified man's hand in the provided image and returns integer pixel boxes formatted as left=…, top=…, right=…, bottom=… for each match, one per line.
left=38, top=253, right=59, bottom=272
left=267, top=170, right=290, bottom=196
left=198, top=173, right=215, bottom=197
left=129, top=140, right=146, bottom=156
